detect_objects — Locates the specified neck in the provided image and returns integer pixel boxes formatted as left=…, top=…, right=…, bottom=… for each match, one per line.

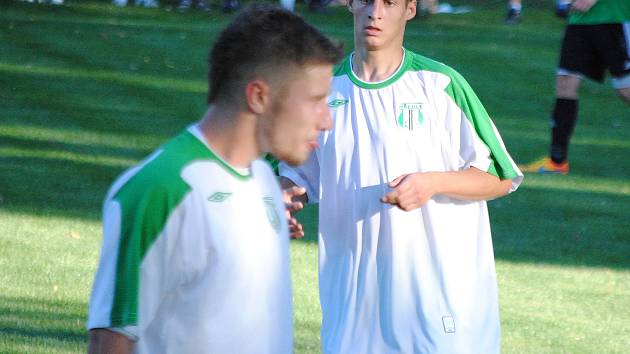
left=198, top=105, right=259, bottom=168
left=352, top=46, right=404, bottom=82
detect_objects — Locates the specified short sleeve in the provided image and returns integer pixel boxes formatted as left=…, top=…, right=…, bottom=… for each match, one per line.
left=444, top=69, right=523, bottom=192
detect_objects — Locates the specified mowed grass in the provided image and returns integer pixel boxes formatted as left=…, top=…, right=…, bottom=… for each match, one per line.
left=1, top=1, right=628, bottom=353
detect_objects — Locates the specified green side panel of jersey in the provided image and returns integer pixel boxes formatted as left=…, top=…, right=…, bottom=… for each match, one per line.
left=110, top=131, right=248, bottom=326
left=333, top=58, right=348, bottom=77
left=569, top=0, right=630, bottom=24
left=407, top=52, right=520, bottom=180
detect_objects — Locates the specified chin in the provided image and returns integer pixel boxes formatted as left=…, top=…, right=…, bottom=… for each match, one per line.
left=278, top=152, right=308, bottom=167
left=283, top=156, right=306, bottom=167
left=365, top=42, right=384, bottom=51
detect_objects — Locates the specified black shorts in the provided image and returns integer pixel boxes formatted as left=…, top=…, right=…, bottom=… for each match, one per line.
left=558, top=23, right=630, bottom=84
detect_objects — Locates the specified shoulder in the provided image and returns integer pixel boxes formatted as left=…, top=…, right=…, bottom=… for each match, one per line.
left=110, top=130, right=212, bottom=207
left=406, top=50, right=451, bottom=74
left=332, top=54, right=351, bottom=78
left=252, top=158, right=275, bottom=173
left=405, top=50, right=469, bottom=87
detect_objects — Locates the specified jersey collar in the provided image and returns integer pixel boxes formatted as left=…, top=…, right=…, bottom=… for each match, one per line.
left=346, top=47, right=412, bottom=89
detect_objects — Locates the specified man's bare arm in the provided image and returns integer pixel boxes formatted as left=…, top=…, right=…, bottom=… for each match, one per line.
left=571, top=0, right=598, bottom=12
left=88, top=329, right=134, bottom=354
left=381, top=167, right=513, bottom=211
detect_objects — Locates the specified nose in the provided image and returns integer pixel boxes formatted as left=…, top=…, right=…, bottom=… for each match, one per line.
left=321, top=107, right=333, bottom=131
left=368, top=0, right=383, bottom=19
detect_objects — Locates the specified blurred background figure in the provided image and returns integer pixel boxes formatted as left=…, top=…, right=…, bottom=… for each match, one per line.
left=506, top=0, right=572, bottom=24
left=280, top=0, right=295, bottom=11
left=555, top=0, right=571, bottom=17
left=419, top=0, right=438, bottom=14
left=305, top=0, right=332, bottom=13
left=222, top=0, right=240, bottom=11
left=521, top=0, right=630, bottom=174
left=177, top=0, right=210, bottom=11
left=417, top=0, right=471, bottom=17
left=505, top=0, right=522, bottom=24
left=113, top=0, right=158, bottom=7
left=20, top=0, right=64, bottom=4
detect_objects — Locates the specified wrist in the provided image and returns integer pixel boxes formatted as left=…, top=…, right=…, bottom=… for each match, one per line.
left=424, top=172, right=444, bottom=197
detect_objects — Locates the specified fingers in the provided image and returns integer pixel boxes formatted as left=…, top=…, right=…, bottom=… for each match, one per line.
left=388, top=174, right=407, bottom=188
left=287, top=201, right=303, bottom=210
left=285, top=201, right=304, bottom=214
left=382, top=194, right=424, bottom=211
left=380, top=190, right=399, bottom=205
left=380, top=179, right=428, bottom=211
left=382, top=174, right=409, bottom=203
left=284, top=186, right=306, bottom=198
left=288, top=217, right=304, bottom=239
left=397, top=200, right=423, bottom=212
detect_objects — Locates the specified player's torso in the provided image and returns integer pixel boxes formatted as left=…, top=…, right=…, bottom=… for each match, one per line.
left=322, top=70, right=460, bottom=187
left=317, top=73, right=500, bottom=354
left=138, top=160, right=292, bottom=353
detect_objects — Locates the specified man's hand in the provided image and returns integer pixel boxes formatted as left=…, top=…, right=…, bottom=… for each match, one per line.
left=380, top=173, right=438, bottom=211
left=282, top=185, right=306, bottom=239
left=571, top=0, right=597, bottom=12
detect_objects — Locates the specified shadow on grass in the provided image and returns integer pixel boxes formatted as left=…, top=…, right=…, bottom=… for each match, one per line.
left=0, top=135, right=149, bottom=162
left=0, top=154, right=122, bottom=220
left=0, top=295, right=88, bottom=350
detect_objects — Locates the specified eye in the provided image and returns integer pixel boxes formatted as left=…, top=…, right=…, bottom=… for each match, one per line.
left=385, top=0, right=396, bottom=6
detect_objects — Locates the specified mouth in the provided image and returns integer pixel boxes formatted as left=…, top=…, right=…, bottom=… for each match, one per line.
left=307, top=140, right=319, bottom=150
left=364, top=26, right=381, bottom=35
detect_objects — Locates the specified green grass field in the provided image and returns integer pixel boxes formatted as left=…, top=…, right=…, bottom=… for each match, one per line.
left=1, top=0, right=629, bottom=353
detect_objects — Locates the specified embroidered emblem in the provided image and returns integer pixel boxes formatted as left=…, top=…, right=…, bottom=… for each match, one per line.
left=263, top=196, right=281, bottom=233
left=396, top=103, right=425, bottom=131
left=327, top=99, right=349, bottom=107
left=208, top=192, right=232, bottom=202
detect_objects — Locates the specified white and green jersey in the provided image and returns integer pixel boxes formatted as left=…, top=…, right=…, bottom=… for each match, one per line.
left=88, top=125, right=292, bottom=354
left=280, top=49, right=523, bottom=354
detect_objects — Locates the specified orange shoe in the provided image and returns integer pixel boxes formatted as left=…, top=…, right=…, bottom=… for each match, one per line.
left=520, top=157, right=569, bottom=175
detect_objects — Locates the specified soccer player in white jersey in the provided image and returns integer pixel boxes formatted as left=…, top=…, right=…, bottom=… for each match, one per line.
left=86, top=5, right=342, bottom=354
left=280, top=0, right=524, bottom=353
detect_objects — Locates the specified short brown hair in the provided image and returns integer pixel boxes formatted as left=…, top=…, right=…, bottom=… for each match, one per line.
left=207, top=4, right=343, bottom=104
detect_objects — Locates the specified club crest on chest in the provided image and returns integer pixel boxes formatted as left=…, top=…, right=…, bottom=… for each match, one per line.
left=396, top=103, right=425, bottom=131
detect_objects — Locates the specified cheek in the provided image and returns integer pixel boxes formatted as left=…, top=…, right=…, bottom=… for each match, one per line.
left=304, top=104, right=322, bottom=127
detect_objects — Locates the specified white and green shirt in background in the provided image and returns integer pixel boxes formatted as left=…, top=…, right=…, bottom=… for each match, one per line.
left=88, top=125, right=292, bottom=354
left=280, top=49, right=523, bottom=354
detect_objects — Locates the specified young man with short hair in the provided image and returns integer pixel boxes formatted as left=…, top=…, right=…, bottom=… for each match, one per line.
left=280, top=0, right=523, bottom=352
left=86, top=5, right=342, bottom=354
left=522, top=0, right=630, bottom=174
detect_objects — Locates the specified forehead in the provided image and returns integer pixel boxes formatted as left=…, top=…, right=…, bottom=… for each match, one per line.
left=281, top=63, right=332, bottom=86
left=270, top=64, right=331, bottom=102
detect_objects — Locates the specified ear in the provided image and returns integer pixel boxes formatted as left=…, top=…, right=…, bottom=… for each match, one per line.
left=244, top=79, right=271, bottom=115
left=406, top=0, right=417, bottom=20
left=347, top=0, right=355, bottom=13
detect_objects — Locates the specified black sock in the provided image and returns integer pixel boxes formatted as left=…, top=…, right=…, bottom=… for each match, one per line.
left=550, top=98, right=578, bottom=164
